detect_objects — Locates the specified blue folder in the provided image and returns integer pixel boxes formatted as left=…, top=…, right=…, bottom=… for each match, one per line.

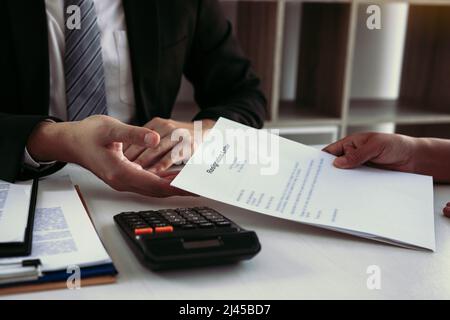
left=0, top=262, right=118, bottom=290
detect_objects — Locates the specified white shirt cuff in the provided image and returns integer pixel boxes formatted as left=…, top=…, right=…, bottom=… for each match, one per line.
left=23, top=147, right=57, bottom=168
left=23, top=119, right=58, bottom=169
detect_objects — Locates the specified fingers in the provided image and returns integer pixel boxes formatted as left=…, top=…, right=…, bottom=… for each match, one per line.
left=333, top=140, right=382, bottom=169
left=323, top=133, right=368, bottom=156
left=157, top=170, right=181, bottom=180
left=149, top=130, right=194, bottom=172
left=124, top=144, right=147, bottom=162
left=133, top=136, right=180, bottom=168
left=149, top=151, right=174, bottom=173
left=323, top=139, right=346, bottom=156
left=323, top=133, right=382, bottom=169
left=148, top=143, right=186, bottom=173
left=124, top=117, right=182, bottom=162
left=109, top=122, right=160, bottom=147
left=106, top=157, right=190, bottom=198
left=145, top=117, right=179, bottom=138
left=443, top=202, right=450, bottom=218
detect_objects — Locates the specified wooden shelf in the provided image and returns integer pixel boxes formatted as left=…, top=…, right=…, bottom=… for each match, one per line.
left=275, top=101, right=342, bottom=127
left=396, top=123, right=450, bottom=139
left=234, top=1, right=279, bottom=120
left=348, top=99, right=450, bottom=126
left=172, top=0, right=450, bottom=143
left=295, top=2, right=351, bottom=120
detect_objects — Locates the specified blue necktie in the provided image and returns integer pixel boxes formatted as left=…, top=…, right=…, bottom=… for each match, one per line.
left=64, top=0, right=108, bottom=121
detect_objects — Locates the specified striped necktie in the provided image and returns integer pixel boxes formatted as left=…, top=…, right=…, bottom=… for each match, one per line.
left=64, top=0, right=108, bottom=121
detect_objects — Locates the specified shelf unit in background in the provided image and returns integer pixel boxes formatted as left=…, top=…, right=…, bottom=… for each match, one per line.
left=172, top=0, right=450, bottom=145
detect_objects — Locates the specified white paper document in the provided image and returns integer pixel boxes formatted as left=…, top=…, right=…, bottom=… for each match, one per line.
left=0, top=180, right=33, bottom=243
left=172, top=118, right=436, bottom=251
left=0, top=175, right=112, bottom=272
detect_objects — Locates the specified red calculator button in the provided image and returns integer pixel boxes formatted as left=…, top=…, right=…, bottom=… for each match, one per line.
left=155, top=226, right=174, bottom=233
left=135, top=228, right=153, bottom=235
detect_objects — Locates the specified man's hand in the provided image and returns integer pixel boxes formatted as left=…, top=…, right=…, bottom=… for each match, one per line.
left=324, top=132, right=450, bottom=218
left=27, top=115, right=191, bottom=198
left=124, top=117, right=216, bottom=173
left=323, top=132, right=418, bottom=172
left=444, top=203, right=450, bottom=218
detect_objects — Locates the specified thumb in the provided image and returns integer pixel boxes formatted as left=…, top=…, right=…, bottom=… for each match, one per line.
left=334, top=142, right=380, bottom=169
left=108, top=122, right=160, bottom=147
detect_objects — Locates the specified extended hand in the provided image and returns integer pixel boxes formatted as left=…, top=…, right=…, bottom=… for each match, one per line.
left=124, top=117, right=216, bottom=173
left=27, top=116, right=190, bottom=198
left=444, top=203, right=450, bottom=218
left=323, top=132, right=418, bottom=172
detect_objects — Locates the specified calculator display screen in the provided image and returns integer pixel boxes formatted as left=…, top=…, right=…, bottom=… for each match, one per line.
left=182, top=239, right=222, bottom=249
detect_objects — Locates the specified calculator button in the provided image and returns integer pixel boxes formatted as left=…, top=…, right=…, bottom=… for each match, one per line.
left=199, top=212, right=214, bottom=217
left=208, top=218, right=226, bottom=223
left=172, top=219, right=186, bottom=224
left=125, top=216, right=141, bottom=220
left=146, top=219, right=163, bottom=225
left=198, top=212, right=217, bottom=216
left=142, top=219, right=160, bottom=224
left=161, top=212, right=179, bottom=217
left=215, top=221, right=231, bottom=227
left=159, top=209, right=178, bottom=214
left=133, top=224, right=150, bottom=230
left=195, top=207, right=216, bottom=212
left=134, top=227, right=153, bottom=235
left=162, top=215, right=180, bottom=221
left=175, top=208, right=192, bottom=213
left=183, top=212, right=198, bottom=216
left=139, top=211, right=159, bottom=217
left=197, top=208, right=219, bottom=214
left=152, top=223, right=169, bottom=228
left=130, top=220, right=147, bottom=226
left=127, top=220, right=144, bottom=225
left=143, top=214, right=158, bottom=218
left=179, top=209, right=198, bottom=214
left=201, top=213, right=222, bottom=218
left=155, top=226, right=174, bottom=233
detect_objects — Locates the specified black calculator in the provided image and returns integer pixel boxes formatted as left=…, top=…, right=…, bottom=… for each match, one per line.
left=114, top=207, right=261, bottom=270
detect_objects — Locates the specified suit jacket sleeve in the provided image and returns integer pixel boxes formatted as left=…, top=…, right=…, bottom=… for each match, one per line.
left=184, top=0, right=268, bottom=129
left=0, top=114, right=66, bottom=182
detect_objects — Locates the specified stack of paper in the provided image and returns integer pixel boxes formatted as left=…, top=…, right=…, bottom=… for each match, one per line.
left=172, top=118, right=436, bottom=251
left=0, top=175, right=115, bottom=289
left=0, top=181, right=33, bottom=244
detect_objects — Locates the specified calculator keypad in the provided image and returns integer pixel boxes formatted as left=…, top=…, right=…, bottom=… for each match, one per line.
left=119, top=207, right=235, bottom=236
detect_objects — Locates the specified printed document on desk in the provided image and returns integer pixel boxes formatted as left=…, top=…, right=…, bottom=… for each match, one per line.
left=0, top=180, right=33, bottom=243
left=0, top=175, right=112, bottom=272
left=171, top=118, right=436, bottom=251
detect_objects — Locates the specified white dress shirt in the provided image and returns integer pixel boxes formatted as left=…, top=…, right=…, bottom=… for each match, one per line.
left=25, top=0, right=136, bottom=167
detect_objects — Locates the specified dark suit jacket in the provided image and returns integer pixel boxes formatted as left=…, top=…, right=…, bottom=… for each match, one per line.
left=0, top=0, right=267, bottom=182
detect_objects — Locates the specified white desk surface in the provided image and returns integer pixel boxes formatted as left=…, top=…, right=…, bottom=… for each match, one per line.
left=3, top=164, right=450, bottom=300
